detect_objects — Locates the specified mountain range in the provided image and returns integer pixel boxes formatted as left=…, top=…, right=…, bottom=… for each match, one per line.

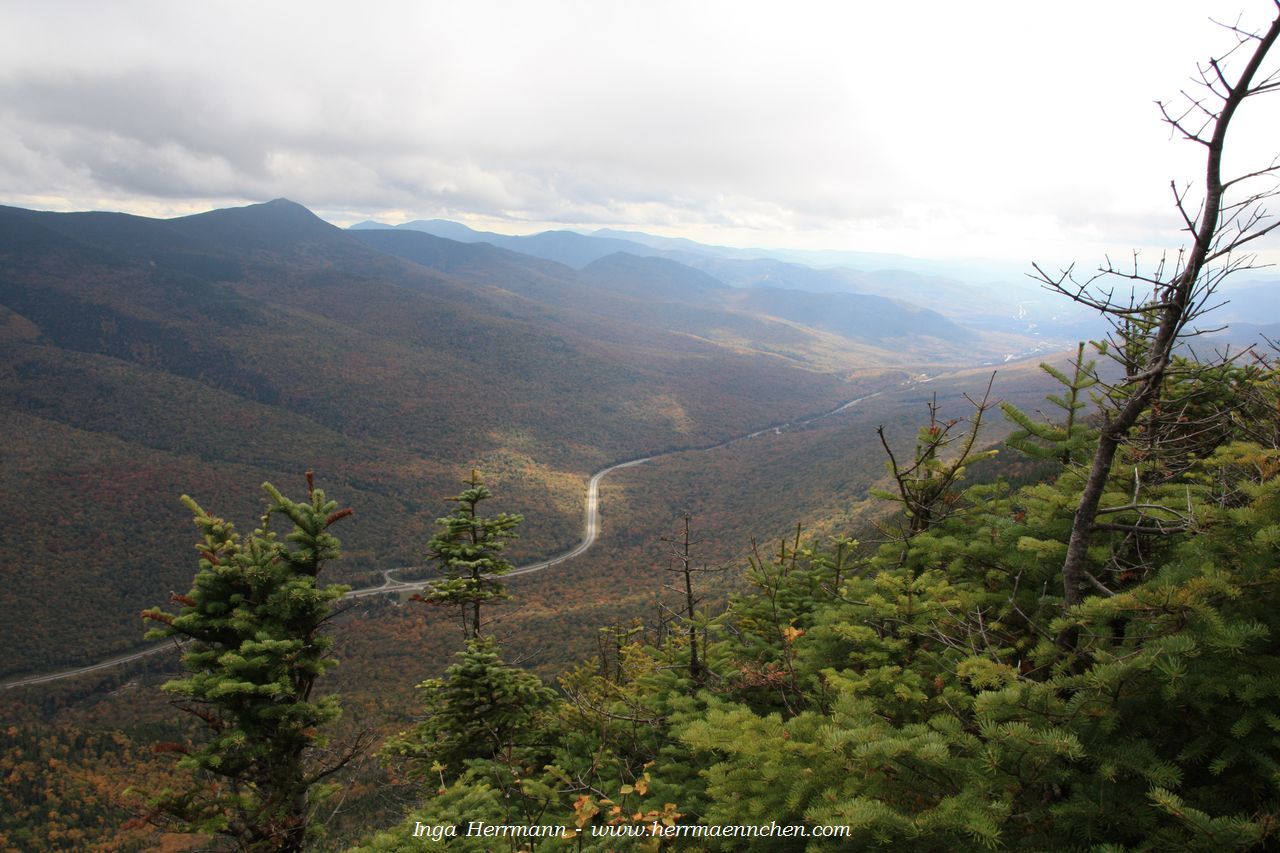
left=354, top=215, right=1280, bottom=344
left=3, top=197, right=1276, bottom=680
left=0, top=197, right=1015, bottom=679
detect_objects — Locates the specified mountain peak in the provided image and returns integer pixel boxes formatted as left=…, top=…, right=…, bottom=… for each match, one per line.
left=168, top=198, right=343, bottom=249
left=394, top=219, right=489, bottom=242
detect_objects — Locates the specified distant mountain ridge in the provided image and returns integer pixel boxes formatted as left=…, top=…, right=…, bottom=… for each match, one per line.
left=350, top=219, right=1280, bottom=329
left=348, top=217, right=1022, bottom=333
left=346, top=218, right=1114, bottom=340
left=349, top=224, right=988, bottom=359
left=353, top=217, right=664, bottom=268
left=357, top=218, right=1280, bottom=340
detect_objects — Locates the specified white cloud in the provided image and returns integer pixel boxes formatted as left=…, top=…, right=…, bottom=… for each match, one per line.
left=0, top=0, right=1276, bottom=266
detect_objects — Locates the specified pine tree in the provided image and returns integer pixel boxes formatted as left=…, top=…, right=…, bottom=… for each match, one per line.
left=418, top=470, right=523, bottom=640
left=1000, top=341, right=1097, bottom=465
left=384, top=636, right=555, bottom=777
left=138, top=474, right=359, bottom=852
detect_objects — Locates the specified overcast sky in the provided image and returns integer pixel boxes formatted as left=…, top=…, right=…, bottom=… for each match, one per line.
left=2, top=1, right=1278, bottom=268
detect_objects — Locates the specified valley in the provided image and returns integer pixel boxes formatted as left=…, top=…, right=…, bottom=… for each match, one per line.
left=0, top=202, right=1053, bottom=681
left=0, top=374, right=925, bottom=690
left=0, top=197, right=1250, bottom=851
left=0, top=198, right=1041, bottom=682
left=6, top=5, right=1280, bottom=848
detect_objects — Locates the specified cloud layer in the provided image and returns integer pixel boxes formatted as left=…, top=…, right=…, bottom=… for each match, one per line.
left=2, top=1, right=1277, bottom=265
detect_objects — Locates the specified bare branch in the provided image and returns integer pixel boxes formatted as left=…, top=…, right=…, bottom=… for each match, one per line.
left=1054, top=7, right=1280, bottom=609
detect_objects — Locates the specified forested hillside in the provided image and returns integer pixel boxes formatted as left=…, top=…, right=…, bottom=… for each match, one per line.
left=2, top=198, right=1010, bottom=679
left=354, top=351, right=1280, bottom=851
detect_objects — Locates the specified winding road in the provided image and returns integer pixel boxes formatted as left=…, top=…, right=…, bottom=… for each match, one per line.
left=343, top=455, right=657, bottom=601
left=2, top=386, right=896, bottom=690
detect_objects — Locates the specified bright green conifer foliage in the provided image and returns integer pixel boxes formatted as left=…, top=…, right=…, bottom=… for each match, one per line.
left=374, top=638, right=567, bottom=850
left=676, top=356, right=1280, bottom=849
left=419, top=470, right=524, bottom=640
left=1000, top=341, right=1098, bottom=465
left=138, top=474, right=354, bottom=852
left=385, top=636, right=555, bottom=776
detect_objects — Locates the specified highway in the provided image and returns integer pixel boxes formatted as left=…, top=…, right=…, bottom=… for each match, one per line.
left=341, top=454, right=654, bottom=599
left=2, top=385, right=893, bottom=690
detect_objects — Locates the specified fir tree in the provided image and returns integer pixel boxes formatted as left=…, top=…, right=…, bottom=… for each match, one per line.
left=418, top=470, right=523, bottom=640
left=138, top=473, right=361, bottom=852
left=384, top=636, right=555, bottom=777
left=1000, top=341, right=1097, bottom=465
left=376, top=638, right=564, bottom=850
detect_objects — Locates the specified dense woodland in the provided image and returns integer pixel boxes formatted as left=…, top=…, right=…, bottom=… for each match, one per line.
left=0, top=197, right=949, bottom=679
left=315, top=296, right=1278, bottom=849
left=73, top=335, right=1270, bottom=853
left=6, top=336, right=1275, bottom=850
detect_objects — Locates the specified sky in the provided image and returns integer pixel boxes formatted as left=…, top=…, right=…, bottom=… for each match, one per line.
left=2, top=1, right=1278, bottom=270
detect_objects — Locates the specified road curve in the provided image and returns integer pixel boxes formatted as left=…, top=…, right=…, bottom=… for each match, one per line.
left=2, top=385, right=894, bottom=690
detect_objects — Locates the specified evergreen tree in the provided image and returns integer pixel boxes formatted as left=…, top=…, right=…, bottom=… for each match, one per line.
left=375, top=638, right=566, bottom=850
left=384, top=637, right=555, bottom=777
left=872, top=378, right=997, bottom=537
left=418, top=470, right=523, bottom=640
left=138, top=474, right=358, bottom=852
left=1000, top=341, right=1097, bottom=465
left=680, top=365, right=1280, bottom=849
